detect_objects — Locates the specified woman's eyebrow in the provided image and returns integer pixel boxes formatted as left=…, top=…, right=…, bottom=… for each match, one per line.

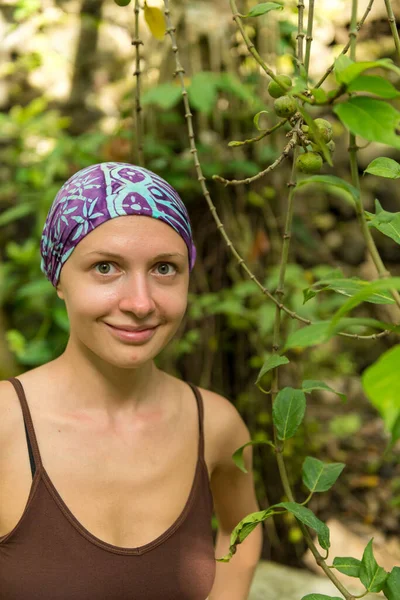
left=84, top=251, right=186, bottom=260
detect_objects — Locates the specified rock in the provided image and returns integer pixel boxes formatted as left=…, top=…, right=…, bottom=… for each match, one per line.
left=249, top=560, right=382, bottom=600
left=303, top=519, right=400, bottom=593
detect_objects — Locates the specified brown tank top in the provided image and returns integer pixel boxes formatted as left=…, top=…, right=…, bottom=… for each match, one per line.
left=0, top=377, right=216, bottom=600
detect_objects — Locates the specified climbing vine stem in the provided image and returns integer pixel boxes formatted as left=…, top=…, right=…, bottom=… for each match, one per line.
left=384, top=0, right=400, bottom=60
left=162, top=0, right=393, bottom=344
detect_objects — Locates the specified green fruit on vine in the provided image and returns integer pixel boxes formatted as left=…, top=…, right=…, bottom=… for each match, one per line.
left=274, top=96, right=297, bottom=118
left=296, top=152, right=323, bottom=174
left=327, top=140, right=335, bottom=153
left=310, top=142, right=323, bottom=156
left=309, top=118, right=333, bottom=143
left=114, top=0, right=131, bottom=5
left=268, top=75, right=292, bottom=99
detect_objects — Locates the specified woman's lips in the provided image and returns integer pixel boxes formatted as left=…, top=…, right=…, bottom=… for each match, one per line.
left=105, top=323, right=158, bottom=343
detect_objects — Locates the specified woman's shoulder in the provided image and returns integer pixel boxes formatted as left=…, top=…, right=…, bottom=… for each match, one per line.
left=0, top=376, right=28, bottom=458
left=192, top=383, right=251, bottom=468
left=195, top=384, right=244, bottom=425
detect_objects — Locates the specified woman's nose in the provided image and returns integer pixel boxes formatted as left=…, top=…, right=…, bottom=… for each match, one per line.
left=118, top=275, right=156, bottom=318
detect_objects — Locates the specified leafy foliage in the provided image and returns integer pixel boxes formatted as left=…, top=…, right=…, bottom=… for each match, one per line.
left=272, top=387, right=307, bottom=440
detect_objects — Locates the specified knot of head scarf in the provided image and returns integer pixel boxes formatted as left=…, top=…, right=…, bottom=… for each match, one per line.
left=40, top=162, right=197, bottom=287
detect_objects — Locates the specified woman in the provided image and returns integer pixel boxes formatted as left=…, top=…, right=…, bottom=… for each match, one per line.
left=0, top=162, right=262, bottom=599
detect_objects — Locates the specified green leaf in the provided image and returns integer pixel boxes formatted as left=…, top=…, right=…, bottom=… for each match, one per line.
left=313, top=275, right=396, bottom=305
left=383, top=566, right=400, bottom=600
left=302, top=457, right=345, bottom=493
left=295, top=175, right=359, bottom=203
left=232, top=440, right=275, bottom=473
left=332, top=556, right=362, bottom=577
left=244, top=2, right=284, bottom=18
left=365, top=158, right=400, bottom=179
left=284, top=322, right=331, bottom=351
left=0, top=202, right=35, bottom=226
left=333, top=97, right=400, bottom=149
left=390, top=412, right=400, bottom=448
left=329, top=277, right=400, bottom=333
left=360, top=539, right=389, bottom=593
left=302, top=596, right=343, bottom=600
left=217, top=72, right=257, bottom=106
left=330, top=414, right=362, bottom=438
left=347, top=75, right=400, bottom=99
left=297, top=106, right=332, bottom=165
left=333, top=55, right=354, bottom=78
left=335, top=317, right=400, bottom=333
left=141, top=83, right=182, bottom=110
left=275, top=502, right=330, bottom=550
left=302, top=380, right=346, bottom=402
left=365, top=198, right=400, bottom=245
left=362, top=344, right=400, bottom=432
left=289, top=76, right=308, bottom=96
left=15, top=279, right=53, bottom=300
left=272, top=387, right=306, bottom=440
left=335, top=58, right=400, bottom=85
left=303, top=288, right=318, bottom=304
left=286, top=317, right=399, bottom=352
left=216, top=509, right=274, bottom=562
left=188, top=72, right=218, bottom=114
left=253, top=110, right=270, bottom=131
left=256, top=354, right=289, bottom=384
left=310, top=88, right=328, bottom=103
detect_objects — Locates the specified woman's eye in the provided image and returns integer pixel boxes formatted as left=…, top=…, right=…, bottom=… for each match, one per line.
left=155, top=262, right=178, bottom=276
left=94, top=262, right=116, bottom=275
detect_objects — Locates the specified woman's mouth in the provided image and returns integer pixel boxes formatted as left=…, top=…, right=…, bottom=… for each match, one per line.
left=105, top=323, right=159, bottom=343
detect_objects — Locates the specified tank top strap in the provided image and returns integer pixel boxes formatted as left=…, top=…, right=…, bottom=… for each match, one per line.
left=6, top=377, right=43, bottom=476
left=186, top=382, right=205, bottom=460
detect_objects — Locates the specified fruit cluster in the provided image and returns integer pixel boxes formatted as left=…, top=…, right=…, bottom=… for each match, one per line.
left=267, top=74, right=335, bottom=174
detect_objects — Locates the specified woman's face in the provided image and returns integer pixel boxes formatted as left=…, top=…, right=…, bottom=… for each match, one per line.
left=56, top=215, right=190, bottom=369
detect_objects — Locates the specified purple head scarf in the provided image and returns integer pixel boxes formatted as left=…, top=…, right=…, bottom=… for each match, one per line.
left=40, top=162, right=197, bottom=287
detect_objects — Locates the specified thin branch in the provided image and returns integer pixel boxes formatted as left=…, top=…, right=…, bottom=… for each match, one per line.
left=349, top=0, right=358, bottom=58
left=229, top=0, right=312, bottom=103
left=228, top=119, right=287, bottom=147
left=271, top=144, right=299, bottom=353
left=315, top=0, right=375, bottom=89
left=132, top=0, right=144, bottom=166
left=213, top=137, right=297, bottom=186
left=297, top=0, right=305, bottom=68
left=162, top=0, right=394, bottom=342
left=268, top=148, right=356, bottom=600
left=304, top=0, right=315, bottom=75
left=348, top=0, right=400, bottom=312
left=384, top=0, right=400, bottom=61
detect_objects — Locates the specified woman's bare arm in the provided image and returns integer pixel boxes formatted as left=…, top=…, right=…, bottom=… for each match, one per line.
left=207, top=392, right=263, bottom=600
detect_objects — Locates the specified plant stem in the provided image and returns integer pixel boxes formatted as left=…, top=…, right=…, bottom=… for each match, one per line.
left=132, top=0, right=144, bottom=165
left=297, top=0, right=305, bottom=69
left=271, top=145, right=299, bottom=354
left=348, top=0, right=400, bottom=311
left=162, top=0, right=393, bottom=346
left=229, top=119, right=287, bottom=147
left=213, top=137, right=297, bottom=185
left=230, top=0, right=311, bottom=103
left=384, top=0, right=400, bottom=60
left=304, top=0, right=315, bottom=75
left=315, top=0, right=374, bottom=88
